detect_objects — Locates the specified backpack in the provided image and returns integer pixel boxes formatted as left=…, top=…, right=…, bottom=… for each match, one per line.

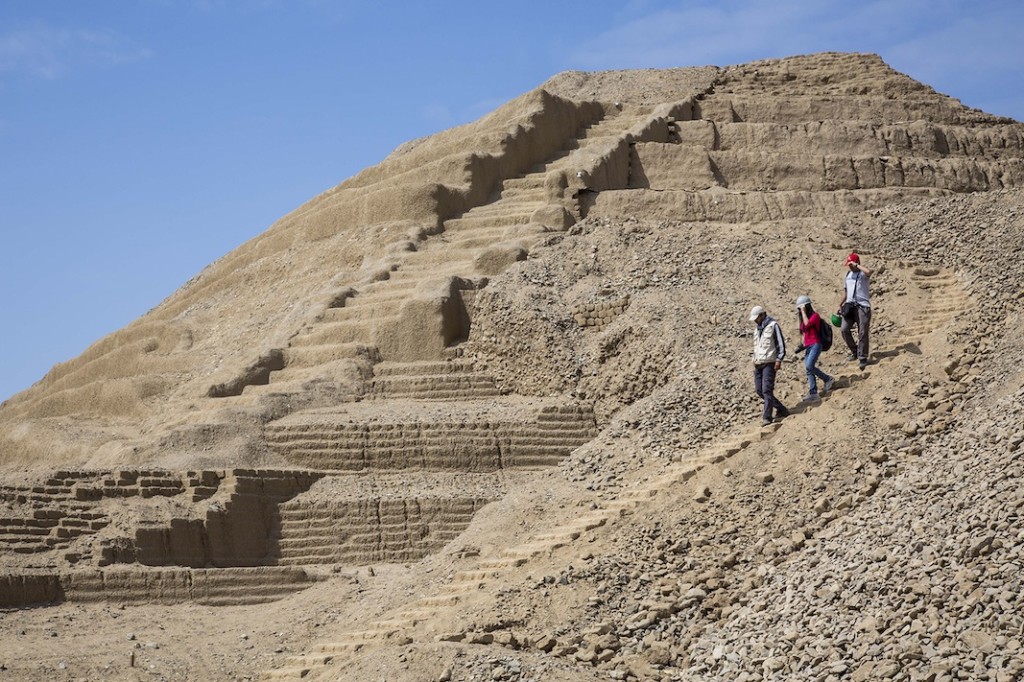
left=818, top=316, right=833, bottom=352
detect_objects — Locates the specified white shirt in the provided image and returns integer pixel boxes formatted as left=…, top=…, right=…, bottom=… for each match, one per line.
left=845, top=271, right=871, bottom=309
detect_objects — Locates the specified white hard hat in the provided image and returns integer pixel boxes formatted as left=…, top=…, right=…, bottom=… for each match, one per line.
left=749, top=305, right=765, bottom=321
left=795, top=295, right=811, bottom=308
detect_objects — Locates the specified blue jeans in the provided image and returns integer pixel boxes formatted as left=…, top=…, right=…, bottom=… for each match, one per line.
left=804, top=343, right=832, bottom=394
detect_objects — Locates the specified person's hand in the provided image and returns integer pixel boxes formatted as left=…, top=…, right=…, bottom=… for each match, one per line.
left=774, top=361, right=782, bottom=370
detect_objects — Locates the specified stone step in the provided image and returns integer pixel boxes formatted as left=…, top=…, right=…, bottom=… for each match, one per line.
left=59, top=567, right=318, bottom=605
left=264, top=667, right=318, bottom=680
left=335, top=290, right=412, bottom=310
left=317, top=301, right=405, bottom=323
left=680, top=119, right=1024, bottom=159
left=632, top=144, right=1024, bottom=193
left=382, top=269, right=472, bottom=286
left=589, top=186, right=949, bottom=224
left=915, top=303, right=967, bottom=314
left=265, top=400, right=596, bottom=470
left=903, top=325, right=947, bottom=336
left=443, top=211, right=533, bottom=231
left=438, top=221, right=537, bottom=241
left=277, top=519, right=472, bottom=536
left=372, top=360, right=477, bottom=377
left=237, top=379, right=308, bottom=399
left=278, top=503, right=484, bottom=523
left=281, top=343, right=378, bottom=369
left=497, top=186, right=547, bottom=202
left=317, top=632, right=394, bottom=650
left=499, top=177, right=547, bottom=192
left=463, top=200, right=548, bottom=218
left=445, top=226, right=546, bottom=251
left=603, top=499, right=642, bottom=512
left=398, top=247, right=480, bottom=264
left=265, top=426, right=596, bottom=442
left=369, top=373, right=499, bottom=393
left=264, top=359, right=367, bottom=387
left=913, top=312, right=958, bottom=324
left=695, top=94, right=993, bottom=126
left=277, top=545, right=454, bottom=565
left=268, top=399, right=595, bottom=429
left=276, top=524, right=471, bottom=542
left=262, top=447, right=578, bottom=473
left=356, top=279, right=420, bottom=298
left=388, top=261, right=477, bottom=279
left=452, top=569, right=504, bottom=583
left=265, top=436, right=595, bottom=454
left=414, top=593, right=464, bottom=608
left=916, top=279, right=962, bottom=289
left=370, top=366, right=493, bottom=382
left=277, top=534, right=466, bottom=558
left=369, top=387, right=503, bottom=401
left=289, top=318, right=397, bottom=348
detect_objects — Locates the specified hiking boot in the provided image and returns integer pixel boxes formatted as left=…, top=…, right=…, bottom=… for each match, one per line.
left=761, top=418, right=773, bottom=427
left=802, top=393, right=821, bottom=403
left=823, top=378, right=835, bottom=395
left=846, top=354, right=857, bottom=362
left=859, top=360, right=867, bottom=370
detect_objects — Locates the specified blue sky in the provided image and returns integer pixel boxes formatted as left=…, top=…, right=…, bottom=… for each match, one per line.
left=1, top=0, right=1022, bottom=402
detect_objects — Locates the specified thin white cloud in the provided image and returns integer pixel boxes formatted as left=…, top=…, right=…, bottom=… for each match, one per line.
left=0, top=25, right=152, bottom=79
left=467, top=97, right=508, bottom=118
left=568, top=2, right=819, bottom=69
left=146, top=0, right=344, bottom=16
left=566, top=0, right=1023, bottom=119
left=420, top=100, right=454, bottom=128
left=569, top=0, right=1018, bottom=70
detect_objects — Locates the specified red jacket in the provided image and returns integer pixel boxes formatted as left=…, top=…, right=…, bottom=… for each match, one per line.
left=800, top=312, right=823, bottom=347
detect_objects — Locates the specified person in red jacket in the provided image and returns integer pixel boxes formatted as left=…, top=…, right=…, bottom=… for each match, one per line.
left=795, top=295, right=834, bottom=402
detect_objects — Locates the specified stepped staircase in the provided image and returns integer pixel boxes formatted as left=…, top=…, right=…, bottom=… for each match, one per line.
left=264, top=264, right=973, bottom=680
left=273, top=495, right=491, bottom=567
left=0, top=470, right=221, bottom=559
left=367, top=359, right=500, bottom=400
left=260, top=53, right=1011, bottom=678
left=220, top=103, right=655, bottom=403
left=588, top=56, right=1023, bottom=224
left=4, top=103, right=663, bottom=606
left=5, top=54, right=1018, bottom=644
left=0, top=469, right=325, bottom=606
left=187, top=105, right=670, bottom=571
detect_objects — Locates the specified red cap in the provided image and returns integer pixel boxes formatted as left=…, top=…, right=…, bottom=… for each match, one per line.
left=845, top=252, right=860, bottom=264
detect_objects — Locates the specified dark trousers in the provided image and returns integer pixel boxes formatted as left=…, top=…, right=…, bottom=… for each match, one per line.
left=754, top=363, right=787, bottom=421
left=841, top=305, right=872, bottom=360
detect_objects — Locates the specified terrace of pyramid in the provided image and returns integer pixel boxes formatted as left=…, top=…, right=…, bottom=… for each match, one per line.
left=1, top=52, right=1023, bottom=681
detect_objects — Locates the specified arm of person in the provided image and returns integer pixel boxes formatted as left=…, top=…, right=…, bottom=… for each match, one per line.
left=853, top=263, right=873, bottom=277
left=773, top=323, right=786, bottom=368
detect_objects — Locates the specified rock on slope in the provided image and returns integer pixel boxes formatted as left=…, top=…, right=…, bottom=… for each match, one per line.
left=0, top=52, right=1023, bottom=682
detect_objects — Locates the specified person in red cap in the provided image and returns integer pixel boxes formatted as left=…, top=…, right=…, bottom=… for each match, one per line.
left=837, top=252, right=872, bottom=370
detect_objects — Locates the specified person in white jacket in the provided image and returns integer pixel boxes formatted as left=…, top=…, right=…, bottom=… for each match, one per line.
left=750, top=305, right=789, bottom=426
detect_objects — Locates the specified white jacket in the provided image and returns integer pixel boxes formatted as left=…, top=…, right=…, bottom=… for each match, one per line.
left=753, top=316, right=786, bottom=365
